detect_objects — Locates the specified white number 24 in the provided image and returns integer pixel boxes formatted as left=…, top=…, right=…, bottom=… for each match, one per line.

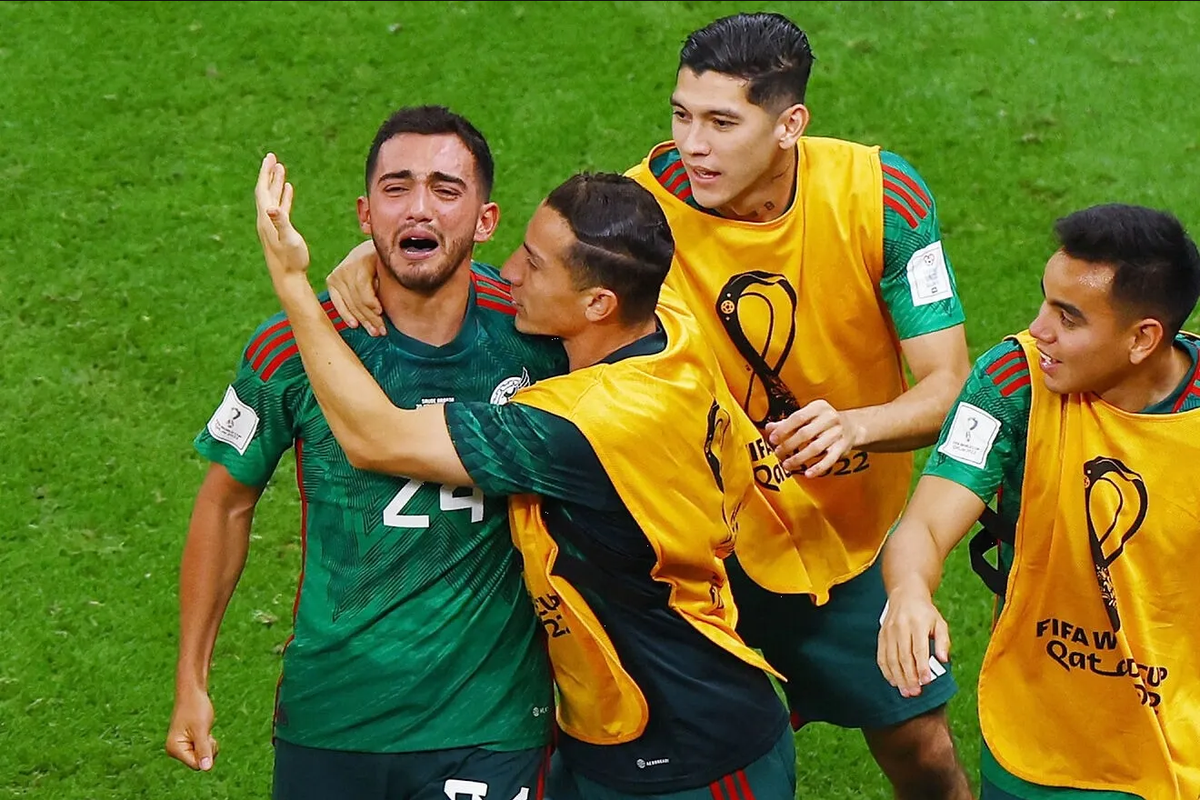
left=383, top=478, right=484, bottom=528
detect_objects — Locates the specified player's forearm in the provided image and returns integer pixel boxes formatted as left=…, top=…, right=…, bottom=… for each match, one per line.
left=175, top=491, right=254, bottom=696
left=271, top=273, right=404, bottom=463
left=845, top=364, right=965, bottom=452
left=881, top=516, right=946, bottom=602
left=271, top=274, right=472, bottom=483
left=882, top=475, right=984, bottom=600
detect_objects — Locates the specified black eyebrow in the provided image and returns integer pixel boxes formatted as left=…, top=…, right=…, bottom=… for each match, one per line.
left=376, top=170, right=468, bottom=189
left=521, top=242, right=543, bottom=267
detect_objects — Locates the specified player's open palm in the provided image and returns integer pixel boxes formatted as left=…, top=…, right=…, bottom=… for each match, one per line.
left=877, top=586, right=950, bottom=699
left=254, top=152, right=310, bottom=279
left=165, top=688, right=219, bottom=771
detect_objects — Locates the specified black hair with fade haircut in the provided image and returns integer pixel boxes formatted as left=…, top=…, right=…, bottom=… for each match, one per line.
left=678, top=12, right=815, bottom=110
left=1055, top=203, right=1200, bottom=338
left=543, top=173, right=675, bottom=326
left=363, top=105, right=495, bottom=199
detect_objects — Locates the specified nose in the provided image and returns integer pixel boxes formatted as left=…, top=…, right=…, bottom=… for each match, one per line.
left=677, top=120, right=710, bottom=157
left=500, top=257, right=522, bottom=286
left=405, top=186, right=434, bottom=222
left=1028, top=303, right=1054, bottom=343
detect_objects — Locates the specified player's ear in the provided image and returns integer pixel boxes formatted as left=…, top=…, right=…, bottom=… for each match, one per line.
left=776, top=103, right=810, bottom=149
left=475, top=201, right=500, bottom=244
left=584, top=288, right=620, bottom=324
left=1127, top=317, right=1165, bottom=365
left=356, top=196, right=372, bottom=235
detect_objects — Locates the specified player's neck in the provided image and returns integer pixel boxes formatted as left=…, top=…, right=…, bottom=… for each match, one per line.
left=1097, top=340, right=1190, bottom=412
left=714, top=147, right=797, bottom=223
left=377, top=265, right=473, bottom=347
left=562, top=318, right=658, bottom=372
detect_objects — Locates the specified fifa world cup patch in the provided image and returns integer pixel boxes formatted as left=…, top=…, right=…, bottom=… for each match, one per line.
left=906, top=241, right=954, bottom=306
left=207, top=386, right=260, bottom=455
left=936, top=402, right=1001, bottom=468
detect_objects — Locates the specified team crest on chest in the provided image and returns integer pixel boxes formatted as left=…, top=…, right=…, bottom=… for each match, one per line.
left=490, top=368, right=531, bottom=405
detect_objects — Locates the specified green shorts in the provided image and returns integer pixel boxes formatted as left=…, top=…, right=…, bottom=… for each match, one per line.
left=727, top=552, right=958, bottom=730
left=272, top=738, right=551, bottom=800
left=545, top=726, right=795, bottom=800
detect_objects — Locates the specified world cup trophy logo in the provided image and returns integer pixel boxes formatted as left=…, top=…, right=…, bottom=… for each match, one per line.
left=1082, top=456, right=1148, bottom=632
left=716, top=271, right=803, bottom=426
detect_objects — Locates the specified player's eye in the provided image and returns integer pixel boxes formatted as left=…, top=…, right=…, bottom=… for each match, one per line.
left=672, top=109, right=689, bottom=121
left=1060, top=311, right=1077, bottom=329
left=713, top=118, right=735, bottom=130
left=434, top=187, right=461, bottom=199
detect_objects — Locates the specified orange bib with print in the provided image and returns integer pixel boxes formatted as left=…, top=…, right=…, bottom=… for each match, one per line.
left=507, top=291, right=790, bottom=744
left=978, top=331, right=1200, bottom=799
left=628, top=137, right=911, bottom=599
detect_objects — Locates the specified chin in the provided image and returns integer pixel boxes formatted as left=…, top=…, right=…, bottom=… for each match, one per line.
left=512, top=313, right=539, bottom=335
left=688, top=184, right=727, bottom=212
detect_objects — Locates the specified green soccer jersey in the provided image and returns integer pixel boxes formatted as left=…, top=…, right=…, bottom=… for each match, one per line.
left=647, top=146, right=965, bottom=341
left=194, top=267, right=567, bottom=754
left=924, top=334, right=1200, bottom=800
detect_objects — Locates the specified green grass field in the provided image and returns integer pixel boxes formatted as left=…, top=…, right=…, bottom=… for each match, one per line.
left=4, top=1, right=1200, bottom=797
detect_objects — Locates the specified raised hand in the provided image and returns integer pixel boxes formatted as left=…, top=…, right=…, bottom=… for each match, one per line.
left=254, top=152, right=310, bottom=280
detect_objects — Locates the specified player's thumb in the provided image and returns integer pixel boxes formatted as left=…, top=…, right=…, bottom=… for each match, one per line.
left=195, top=732, right=216, bottom=771
left=933, top=615, right=951, bottom=664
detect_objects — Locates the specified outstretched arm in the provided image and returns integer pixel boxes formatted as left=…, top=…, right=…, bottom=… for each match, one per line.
left=251, top=153, right=469, bottom=485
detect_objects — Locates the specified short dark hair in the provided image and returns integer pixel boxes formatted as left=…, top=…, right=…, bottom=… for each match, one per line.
left=679, top=12, right=815, bottom=110
left=1054, top=204, right=1200, bottom=337
left=364, top=105, right=494, bottom=199
left=543, top=173, right=675, bottom=326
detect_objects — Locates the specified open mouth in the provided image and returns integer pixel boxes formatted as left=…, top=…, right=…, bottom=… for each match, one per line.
left=400, top=235, right=439, bottom=258
left=688, top=165, right=721, bottom=182
left=1036, top=348, right=1059, bottom=370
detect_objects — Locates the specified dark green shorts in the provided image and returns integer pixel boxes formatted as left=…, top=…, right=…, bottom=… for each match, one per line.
left=727, top=552, right=958, bottom=730
left=545, top=726, right=795, bottom=800
left=272, top=738, right=550, bottom=800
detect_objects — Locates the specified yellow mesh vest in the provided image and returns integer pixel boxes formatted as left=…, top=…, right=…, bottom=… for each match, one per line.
left=627, top=138, right=910, bottom=598
left=978, top=331, right=1200, bottom=799
left=506, top=290, right=789, bottom=745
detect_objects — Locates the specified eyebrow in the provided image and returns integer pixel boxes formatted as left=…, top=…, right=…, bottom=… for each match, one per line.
left=376, top=170, right=468, bottom=189
left=521, top=242, right=544, bottom=267
left=1040, top=278, right=1087, bottom=322
left=669, top=95, right=742, bottom=119
left=1049, top=299, right=1087, bottom=322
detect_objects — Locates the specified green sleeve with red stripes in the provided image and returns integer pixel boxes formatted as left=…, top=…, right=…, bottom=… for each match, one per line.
left=922, top=339, right=1032, bottom=511
left=193, top=307, right=315, bottom=488
left=879, top=150, right=966, bottom=341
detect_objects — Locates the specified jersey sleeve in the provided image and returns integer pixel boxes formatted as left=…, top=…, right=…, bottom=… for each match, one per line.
left=878, top=150, right=967, bottom=340
left=193, top=314, right=306, bottom=488
left=922, top=339, right=1032, bottom=504
left=443, top=401, right=620, bottom=510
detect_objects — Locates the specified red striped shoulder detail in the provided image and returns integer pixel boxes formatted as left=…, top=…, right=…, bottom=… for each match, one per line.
left=1172, top=357, right=1200, bottom=412
left=477, top=296, right=517, bottom=316
left=883, top=194, right=919, bottom=229
left=659, top=159, right=687, bottom=189
left=883, top=162, right=931, bottom=206
left=986, top=348, right=1025, bottom=377
left=665, top=166, right=691, bottom=197
left=883, top=177, right=929, bottom=224
left=248, top=300, right=340, bottom=363
left=999, top=373, right=1032, bottom=397
left=254, top=302, right=348, bottom=381
left=472, top=272, right=512, bottom=297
